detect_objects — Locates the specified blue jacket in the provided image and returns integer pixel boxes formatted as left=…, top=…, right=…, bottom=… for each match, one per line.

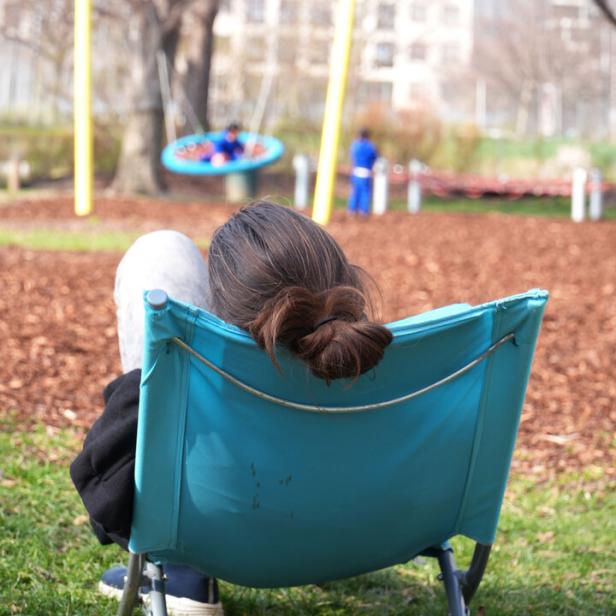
left=215, top=132, right=244, bottom=160
left=350, top=138, right=378, bottom=170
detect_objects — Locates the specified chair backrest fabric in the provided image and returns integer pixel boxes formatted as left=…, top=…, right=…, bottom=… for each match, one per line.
left=129, top=290, right=548, bottom=587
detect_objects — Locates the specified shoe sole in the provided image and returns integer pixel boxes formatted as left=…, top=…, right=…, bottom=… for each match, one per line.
left=144, top=594, right=224, bottom=616
left=98, top=581, right=130, bottom=602
left=99, top=581, right=224, bottom=616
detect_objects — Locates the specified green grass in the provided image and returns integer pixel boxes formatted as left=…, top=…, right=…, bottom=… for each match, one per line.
left=0, top=228, right=143, bottom=252
left=0, top=228, right=210, bottom=252
left=1, top=424, right=614, bottom=615
left=335, top=195, right=616, bottom=219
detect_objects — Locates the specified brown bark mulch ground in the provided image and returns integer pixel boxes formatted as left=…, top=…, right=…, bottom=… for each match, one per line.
left=1, top=196, right=614, bottom=480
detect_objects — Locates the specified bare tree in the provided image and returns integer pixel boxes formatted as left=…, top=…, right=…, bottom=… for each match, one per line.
left=111, top=0, right=192, bottom=194
left=110, top=0, right=221, bottom=194
left=473, top=0, right=609, bottom=137
left=0, top=0, right=74, bottom=118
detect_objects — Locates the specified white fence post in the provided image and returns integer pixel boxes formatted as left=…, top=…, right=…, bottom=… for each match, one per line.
left=408, top=159, right=423, bottom=214
left=1, top=157, right=30, bottom=192
left=292, top=154, right=310, bottom=210
left=372, top=157, right=389, bottom=215
left=571, top=167, right=587, bottom=223
left=589, top=168, right=604, bottom=221
left=7, top=159, right=20, bottom=192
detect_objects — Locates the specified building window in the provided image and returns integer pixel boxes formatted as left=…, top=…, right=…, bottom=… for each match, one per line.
left=310, top=5, right=331, bottom=27
left=358, top=81, right=393, bottom=104
left=443, top=5, right=460, bottom=26
left=440, top=81, right=458, bottom=104
left=307, top=41, right=330, bottom=65
left=246, top=0, right=265, bottom=24
left=410, top=3, right=427, bottom=23
left=375, top=42, right=395, bottom=67
left=409, top=42, right=427, bottom=61
left=280, top=0, right=299, bottom=25
left=245, top=34, right=266, bottom=62
left=377, top=3, right=396, bottom=30
left=278, top=35, right=298, bottom=64
left=215, top=36, right=231, bottom=55
left=552, top=4, right=580, bottom=20
left=442, top=43, right=460, bottom=64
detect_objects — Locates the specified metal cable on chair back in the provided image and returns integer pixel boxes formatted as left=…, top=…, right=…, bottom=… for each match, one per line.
left=170, top=332, right=515, bottom=414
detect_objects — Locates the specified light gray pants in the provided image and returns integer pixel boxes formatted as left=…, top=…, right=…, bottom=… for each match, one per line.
left=114, top=230, right=211, bottom=373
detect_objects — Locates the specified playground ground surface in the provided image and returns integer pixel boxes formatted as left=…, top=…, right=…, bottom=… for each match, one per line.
left=0, top=194, right=615, bottom=614
left=0, top=194, right=614, bottom=478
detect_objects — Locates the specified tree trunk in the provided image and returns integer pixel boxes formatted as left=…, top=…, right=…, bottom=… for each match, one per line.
left=112, top=2, right=181, bottom=195
left=111, top=107, right=165, bottom=194
left=180, top=0, right=219, bottom=132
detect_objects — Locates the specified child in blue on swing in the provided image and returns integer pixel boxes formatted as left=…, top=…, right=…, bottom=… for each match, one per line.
left=70, top=201, right=392, bottom=616
left=201, top=122, right=245, bottom=166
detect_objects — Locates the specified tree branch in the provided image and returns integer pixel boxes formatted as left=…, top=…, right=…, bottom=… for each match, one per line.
left=594, top=0, right=616, bottom=27
left=162, top=0, right=194, bottom=37
left=0, top=30, right=56, bottom=62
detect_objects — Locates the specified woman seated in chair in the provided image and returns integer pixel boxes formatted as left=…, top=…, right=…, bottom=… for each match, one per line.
left=71, top=201, right=392, bottom=616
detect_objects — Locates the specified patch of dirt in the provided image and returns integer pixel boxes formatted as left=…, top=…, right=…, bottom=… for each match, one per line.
left=1, top=197, right=615, bottom=480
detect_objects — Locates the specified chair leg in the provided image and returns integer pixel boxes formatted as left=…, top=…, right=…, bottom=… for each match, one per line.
left=437, top=549, right=468, bottom=616
left=430, top=542, right=492, bottom=615
left=143, top=560, right=169, bottom=616
left=460, top=543, right=492, bottom=606
left=116, top=552, right=144, bottom=616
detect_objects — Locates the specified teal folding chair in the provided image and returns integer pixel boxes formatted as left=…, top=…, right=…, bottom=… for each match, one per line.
left=116, top=288, right=548, bottom=616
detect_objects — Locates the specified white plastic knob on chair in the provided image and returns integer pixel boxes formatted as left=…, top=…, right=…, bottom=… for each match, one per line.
left=147, top=289, right=169, bottom=310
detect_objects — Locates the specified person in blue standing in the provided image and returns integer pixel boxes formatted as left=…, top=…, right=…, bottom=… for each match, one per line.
left=348, top=128, right=379, bottom=216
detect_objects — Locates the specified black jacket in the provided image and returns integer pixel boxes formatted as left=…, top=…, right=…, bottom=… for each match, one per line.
left=70, top=369, right=141, bottom=549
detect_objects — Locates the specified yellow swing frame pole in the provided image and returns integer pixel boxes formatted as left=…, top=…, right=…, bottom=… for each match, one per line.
left=74, top=0, right=93, bottom=216
left=312, top=0, right=355, bottom=226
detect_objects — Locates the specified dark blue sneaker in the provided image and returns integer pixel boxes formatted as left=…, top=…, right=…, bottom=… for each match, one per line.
left=99, top=563, right=223, bottom=615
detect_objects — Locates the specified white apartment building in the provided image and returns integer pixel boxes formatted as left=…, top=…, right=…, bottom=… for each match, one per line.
left=1, top=0, right=610, bottom=138
left=209, top=0, right=475, bottom=125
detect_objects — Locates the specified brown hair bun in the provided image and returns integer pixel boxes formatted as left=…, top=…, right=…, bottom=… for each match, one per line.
left=249, top=286, right=393, bottom=383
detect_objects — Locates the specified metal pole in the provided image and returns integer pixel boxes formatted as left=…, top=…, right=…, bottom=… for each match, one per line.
left=570, top=167, right=586, bottom=223
left=116, top=553, right=144, bottom=616
left=293, top=154, right=310, bottom=210
left=372, top=157, right=388, bottom=215
left=156, top=51, right=177, bottom=145
left=589, top=168, right=604, bottom=221
left=74, top=0, right=93, bottom=216
left=145, top=561, right=169, bottom=616
left=312, top=0, right=355, bottom=225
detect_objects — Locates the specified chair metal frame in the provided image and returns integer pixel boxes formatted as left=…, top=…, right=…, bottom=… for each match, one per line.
left=116, top=543, right=492, bottom=616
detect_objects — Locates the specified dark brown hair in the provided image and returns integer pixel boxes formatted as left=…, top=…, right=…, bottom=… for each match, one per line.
left=208, top=201, right=392, bottom=382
